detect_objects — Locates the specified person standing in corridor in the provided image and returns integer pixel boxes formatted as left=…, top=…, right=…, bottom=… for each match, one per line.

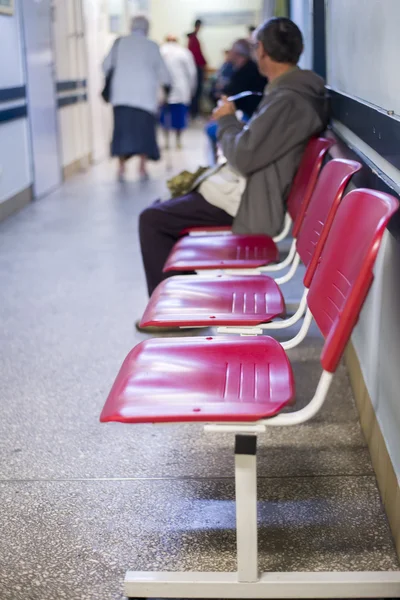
left=102, top=15, right=171, bottom=181
left=187, top=19, right=207, bottom=118
left=160, top=35, right=197, bottom=149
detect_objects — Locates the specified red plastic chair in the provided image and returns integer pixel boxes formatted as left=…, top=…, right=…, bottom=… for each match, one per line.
left=164, top=137, right=333, bottom=273
left=100, top=188, right=398, bottom=598
left=140, top=159, right=361, bottom=330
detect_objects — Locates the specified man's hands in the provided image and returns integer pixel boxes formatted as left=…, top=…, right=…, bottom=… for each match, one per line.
left=212, top=95, right=235, bottom=120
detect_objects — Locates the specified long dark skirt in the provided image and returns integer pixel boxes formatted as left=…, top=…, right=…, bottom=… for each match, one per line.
left=111, top=105, right=160, bottom=161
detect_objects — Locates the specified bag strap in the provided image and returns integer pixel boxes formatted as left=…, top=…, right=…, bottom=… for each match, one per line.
left=110, top=37, right=121, bottom=70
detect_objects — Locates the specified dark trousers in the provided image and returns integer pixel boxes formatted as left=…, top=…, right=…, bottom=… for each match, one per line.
left=190, top=66, right=204, bottom=118
left=139, top=192, right=234, bottom=296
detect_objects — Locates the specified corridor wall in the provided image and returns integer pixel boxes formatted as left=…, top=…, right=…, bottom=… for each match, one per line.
left=326, top=0, right=400, bottom=482
left=290, top=0, right=312, bottom=69
left=53, top=0, right=91, bottom=178
left=83, top=0, right=112, bottom=163
left=323, top=0, right=400, bottom=560
left=0, top=1, right=32, bottom=220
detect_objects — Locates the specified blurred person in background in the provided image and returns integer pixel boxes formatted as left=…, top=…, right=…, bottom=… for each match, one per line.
left=160, top=35, right=197, bottom=149
left=205, top=39, right=267, bottom=161
left=102, top=15, right=171, bottom=181
left=187, top=19, right=207, bottom=118
left=209, top=49, right=234, bottom=107
left=221, top=39, right=267, bottom=118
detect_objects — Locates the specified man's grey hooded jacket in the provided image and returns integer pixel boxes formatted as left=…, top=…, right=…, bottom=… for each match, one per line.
left=217, top=67, right=329, bottom=236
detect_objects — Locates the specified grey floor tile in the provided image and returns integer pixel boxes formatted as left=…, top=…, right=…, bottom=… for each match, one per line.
left=0, top=477, right=397, bottom=600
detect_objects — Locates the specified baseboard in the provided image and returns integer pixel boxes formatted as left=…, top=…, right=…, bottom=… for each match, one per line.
left=0, top=186, right=32, bottom=222
left=345, top=340, right=400, bottom=560
left=63, top=153, right=91, bottom=180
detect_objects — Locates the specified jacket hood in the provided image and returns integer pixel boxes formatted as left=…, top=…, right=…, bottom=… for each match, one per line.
left=272, top=68, right=328, bottom=124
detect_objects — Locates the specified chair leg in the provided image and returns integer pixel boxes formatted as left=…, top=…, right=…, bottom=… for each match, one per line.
left=123, top=434, right=400, bottom=598
left=235, top=434, right=259, bottom=583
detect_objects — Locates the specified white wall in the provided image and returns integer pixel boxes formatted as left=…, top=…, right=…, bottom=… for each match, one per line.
left=0, top=0, right=32, bottom=204
left=84, top=0, right=112, bottom=163
left=290, top=0, right=312, bottom=69
left=326, top=0, right=400, bottom=479
left=327, top=0, right=400, bottom=116
left=149, top=0, right=263, bottom=69
left=53, top=0, right=91, bottom=169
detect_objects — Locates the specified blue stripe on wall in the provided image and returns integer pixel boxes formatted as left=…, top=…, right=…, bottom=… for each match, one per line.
left=0, top=86, right=26, bottom=103
left=57, top=94, right=87, bottom=108
left=56, top=80, right=87, bottom=92
left=0, top=105, right=28, bottom=123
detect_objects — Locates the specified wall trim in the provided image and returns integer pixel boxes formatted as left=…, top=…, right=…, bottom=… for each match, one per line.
left=0, top=85, right=26, bottom=102
left=56, top=79, right=87, bottom=92
left=0, top=104, right=27, bottom=124
left=57, top=94, right=87, bottom=108
left=327, top=124, right=400, bottom=241
left=63, top=154, right=91, bottom=180
left=0, top=186, right=32, bottom=223
left=312, top=0, right=326, bottom=79
left=329, top=88, right=400, bottom=173
left=345, top=341, right=400, bottom=561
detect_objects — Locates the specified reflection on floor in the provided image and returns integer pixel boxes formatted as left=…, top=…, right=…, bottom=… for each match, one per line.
left=0, top=125, right=398, bottom=600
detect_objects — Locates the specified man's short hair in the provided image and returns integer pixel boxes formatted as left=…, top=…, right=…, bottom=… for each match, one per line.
left=195, top=19, right=202, bottom=28
left=256, top=17, right=303, bottom=64
left=231, top=39, right=252, bottom=59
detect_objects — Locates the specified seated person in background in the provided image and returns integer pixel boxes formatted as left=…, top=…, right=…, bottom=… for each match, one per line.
left=223, top=39, right=267, bottom=117
left=138, top=17, right=329, bottom=306
left=209, top=49, right=234, bottom=107
left=205, top=39, right=267, bottom=160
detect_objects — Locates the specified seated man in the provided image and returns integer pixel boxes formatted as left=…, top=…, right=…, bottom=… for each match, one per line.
left=138, top=17, right=329, bottom=304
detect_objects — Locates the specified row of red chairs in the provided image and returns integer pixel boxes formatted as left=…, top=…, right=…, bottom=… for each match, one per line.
left=99, top=138, right=399, bottom=597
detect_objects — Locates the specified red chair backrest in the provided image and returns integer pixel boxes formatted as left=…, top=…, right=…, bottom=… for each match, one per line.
left=296, top=159, right=361, bottom=288
left=307, top=188, right=398, bottom=373
left=287, top=137, right=334, bottom=237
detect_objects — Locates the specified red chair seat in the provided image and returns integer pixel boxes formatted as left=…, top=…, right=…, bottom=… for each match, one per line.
left=140, top=275, right=285, bottom=327
left=100, top=336, right=295, bottom=424
left=163, top=234, right=279, bottom=272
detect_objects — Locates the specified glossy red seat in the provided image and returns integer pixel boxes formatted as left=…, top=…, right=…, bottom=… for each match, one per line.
left=101, top=335, right=294, bottom=424
left=102, top=188, right=398, bottom=426
left=165, top=233, right=280, bottom=271
left=140, top=159, right=361, bottom=328
left=101, top=188, right=399, bottom=598
left=164, top=137, right=333, bottom=273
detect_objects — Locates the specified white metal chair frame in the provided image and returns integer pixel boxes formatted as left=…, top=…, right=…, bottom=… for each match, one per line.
left=124, top=312, right=400, bottom=598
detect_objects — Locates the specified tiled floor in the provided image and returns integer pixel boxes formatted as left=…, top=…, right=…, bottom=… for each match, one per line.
left=0, top=126, right=398, bottom=600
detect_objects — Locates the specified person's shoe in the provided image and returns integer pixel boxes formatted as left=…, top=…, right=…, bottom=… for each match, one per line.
left=135, top=319, right=198, bottom=334
left=176, top=139, right=182, bottom=150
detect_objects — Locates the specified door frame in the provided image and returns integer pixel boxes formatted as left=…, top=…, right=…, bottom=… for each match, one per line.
left=20, top=0, right=62, bottom=199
